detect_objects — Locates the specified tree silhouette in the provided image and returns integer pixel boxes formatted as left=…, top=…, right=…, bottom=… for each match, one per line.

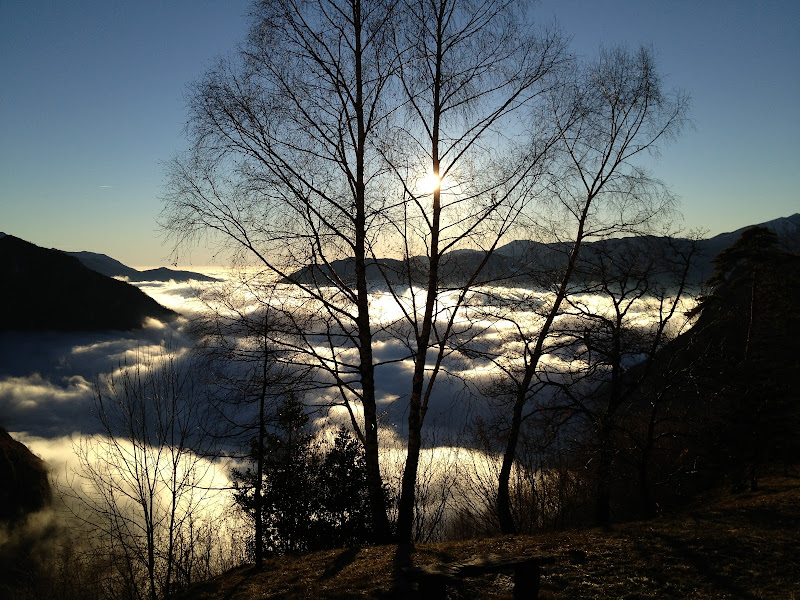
left=164, top=0, right=565, bottom=543
left=232, top=398, right=377, bottom=555
left=687, top=226, right=800, bottom=490
left=493, top=46, right=689, bottom=533
left=313, top=426, right=381, bottom=550
left=67, top=347, right=215, bottom=600
left=233, top=394, right=318, bottom=555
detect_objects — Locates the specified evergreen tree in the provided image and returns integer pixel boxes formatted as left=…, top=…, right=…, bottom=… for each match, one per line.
left=688, top=226, right=800, bottom=490
left=312, top=427, right=378, bottom=550
left=233, top=394, right=319, bottom=555
left=233, top=401, right=378, bottom=556
left=708, top=226, right=781, bottom=288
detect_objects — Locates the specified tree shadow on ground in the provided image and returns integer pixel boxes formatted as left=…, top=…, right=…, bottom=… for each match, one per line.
left=648, top=530, right=759, bottom=600
left=322, top=547, right=360, bottom=580
left=381, top=543, right=414, bottom=599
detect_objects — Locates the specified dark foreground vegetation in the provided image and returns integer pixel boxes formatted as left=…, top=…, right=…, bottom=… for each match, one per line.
left=174, top=474, right=799, bottom=599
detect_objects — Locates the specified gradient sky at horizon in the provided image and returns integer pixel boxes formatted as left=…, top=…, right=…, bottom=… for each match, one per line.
left=2, top=0, right=798, bottom=267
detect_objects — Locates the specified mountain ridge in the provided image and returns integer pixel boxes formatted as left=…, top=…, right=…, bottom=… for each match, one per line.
left=286, top=213, right=800, bottom=287
left=65, top=250, right=219, bottom=283
left=0, top=235, right=177, bottom=331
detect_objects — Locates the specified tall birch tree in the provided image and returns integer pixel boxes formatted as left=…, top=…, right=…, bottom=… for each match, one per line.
left=494, top=46, right=689, bottom=533
left=163, top=0, right=564, bottom=543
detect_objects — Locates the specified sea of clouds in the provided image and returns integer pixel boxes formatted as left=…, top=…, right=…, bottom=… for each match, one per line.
left=1, top=270, right=695, bottom=534
left=0, top=268, right=698, bottom=553
left=1, top=267, right=696, bottom=448
left=0, top=271, right=483, bottom=510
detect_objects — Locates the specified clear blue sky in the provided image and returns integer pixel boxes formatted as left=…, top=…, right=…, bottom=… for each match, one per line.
left=1, top=0, right=798, bottom=267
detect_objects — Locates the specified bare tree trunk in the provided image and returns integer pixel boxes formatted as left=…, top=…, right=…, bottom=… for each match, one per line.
left=498, top=211, right=589, bottom=533
left=594, top=419, right=614, bottom=527
left=351, top=0, right=393, bottom=543
left=254, top=323, right=269, bottom=567
left=639, top=453, right=653, bottom=519
left=395, top=12, right=444, bottom=541
left=358, top=336, right=392, bottom=542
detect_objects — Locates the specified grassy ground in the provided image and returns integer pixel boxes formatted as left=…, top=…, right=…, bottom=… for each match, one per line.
left=178, top=475, right=800, bottom=599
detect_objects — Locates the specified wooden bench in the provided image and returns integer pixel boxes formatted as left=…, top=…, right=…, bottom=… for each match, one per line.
left=402, top=553, right=556, bottom=599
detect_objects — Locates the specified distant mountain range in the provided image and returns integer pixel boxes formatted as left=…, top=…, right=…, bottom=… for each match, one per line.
left=2, top=214, right=796, bottom=332
left=65, top=251, right=218, bottom=283
left=287, top=214, right=800, bottom=287
left=0, top=234, right=177, bottom=331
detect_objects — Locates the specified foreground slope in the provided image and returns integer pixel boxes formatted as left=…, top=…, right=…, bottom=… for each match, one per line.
left=0, top=234, right=177, bottom=330
left=177, top=476, right=799, bottom=599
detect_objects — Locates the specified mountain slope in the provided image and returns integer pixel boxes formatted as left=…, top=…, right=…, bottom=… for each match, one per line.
left=286, top=214, right=800, bottom=287
left=66, top=250, right=218, bottom=282
left=695, top=212, right=800, bottom=265
left=494, top=213, right=800, bottom=284
left=1, top=235, right=177, bottom=331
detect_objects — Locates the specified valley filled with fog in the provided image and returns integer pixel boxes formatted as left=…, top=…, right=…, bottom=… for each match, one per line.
left=4, top=0, right=799, bottom=595
left=1, top=267, right=697, bottom=542
left=4, top=218, right=798, bottom=600
left=1, top=267, right=696, bottom=448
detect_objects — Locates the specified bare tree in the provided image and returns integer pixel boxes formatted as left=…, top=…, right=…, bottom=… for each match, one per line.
left=164, top=0, right=400, bottom=542
left=66, top=347, right=218, bottom=600
left=162, top=0, right=565, bottom=543
left=190, top=279, right=305, bottom=566
left=492, top=45, right=689, bottom=533
left=375, top=0, right=566, bottom=542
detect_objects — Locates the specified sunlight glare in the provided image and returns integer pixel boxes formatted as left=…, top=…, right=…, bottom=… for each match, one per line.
left=417, top=170, right=441, bottom=195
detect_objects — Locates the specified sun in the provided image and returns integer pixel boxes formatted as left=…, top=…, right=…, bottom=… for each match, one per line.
left=417, top=170, right=441, bottom=195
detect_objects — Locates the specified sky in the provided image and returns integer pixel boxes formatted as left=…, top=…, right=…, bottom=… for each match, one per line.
left=1, top=0, right=798, bottom=267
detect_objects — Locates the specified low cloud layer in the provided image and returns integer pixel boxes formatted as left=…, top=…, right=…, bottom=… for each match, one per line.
left=1, top=272, right=674, bottom=447
left=0, top=318, right=195, bottom=437
left=0, top=275, right=509, bottom=444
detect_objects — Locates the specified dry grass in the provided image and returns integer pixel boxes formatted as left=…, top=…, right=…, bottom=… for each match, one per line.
left=177, top=476, right=800, bottom=599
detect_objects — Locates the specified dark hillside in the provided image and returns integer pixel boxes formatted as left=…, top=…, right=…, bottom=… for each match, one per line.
left=0, top=429, right=55, bottom=600
left=0, top=235, right=177, bottom=331
left=0, top=428, right=50, bottom=521
left=609, top=226, right=800, bottom=516
left=664, top=227, right=800, bottom=486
